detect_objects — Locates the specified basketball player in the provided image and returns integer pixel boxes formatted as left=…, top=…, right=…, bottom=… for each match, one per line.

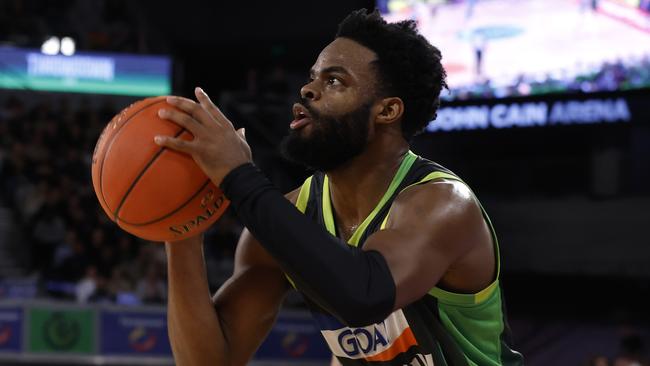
left=155, top=9, right=524, bottom=366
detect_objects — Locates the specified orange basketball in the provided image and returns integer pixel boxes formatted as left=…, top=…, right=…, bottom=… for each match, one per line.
left=91, top=96, right=229, bottom=242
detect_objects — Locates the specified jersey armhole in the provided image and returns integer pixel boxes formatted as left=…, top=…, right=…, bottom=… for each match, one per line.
left=379, top=171, right=501, bottom=306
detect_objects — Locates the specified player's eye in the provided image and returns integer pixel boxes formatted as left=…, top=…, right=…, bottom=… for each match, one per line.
left=327, top=77, right=342, bottom=86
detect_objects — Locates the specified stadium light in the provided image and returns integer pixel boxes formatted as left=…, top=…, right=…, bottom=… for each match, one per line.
left=41, top=36, right=59, bottom=55
left=60, top=37, right=76, bottom=56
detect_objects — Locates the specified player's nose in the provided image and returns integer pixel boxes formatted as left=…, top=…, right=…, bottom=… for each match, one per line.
left=300, top=80, right=321, bottom=101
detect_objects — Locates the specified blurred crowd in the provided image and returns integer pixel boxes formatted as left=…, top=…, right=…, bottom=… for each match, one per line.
left=0, top=0, right=164, bottom=54
left=0, top=95, right=242, bottom=305
left=446, top=56, right=650, bottom=101
left=587, top=331, right=649, bottom=366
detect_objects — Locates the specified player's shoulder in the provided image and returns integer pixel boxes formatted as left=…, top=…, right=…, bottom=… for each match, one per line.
left=402, top=177, right=472, bottom=201
left=391, top=178, right=477, bottom=220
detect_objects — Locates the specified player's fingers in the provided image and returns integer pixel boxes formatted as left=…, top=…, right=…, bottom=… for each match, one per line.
left=235, top=128, right=252, bottom=159
left=164, top=95, right=195, bottom=108
left=157, top=108, right=202, bottom=135
left=165, top=96, right=211, bottom=126
left=194, top=87, right=235, bottom=129
left=236, top=127, right=246, bottom=141
left=153, top=135, right=195, bottom=154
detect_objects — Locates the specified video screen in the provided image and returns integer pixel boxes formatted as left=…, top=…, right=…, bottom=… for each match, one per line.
left=0, top=47, right=171, bottom=97
left=379, top=0, right=650, bottom=100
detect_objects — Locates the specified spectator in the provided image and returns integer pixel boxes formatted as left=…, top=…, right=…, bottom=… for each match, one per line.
left=76, top=265, right=99, bottom=303
left=136, top=264, right=167, bottom=304
left=587, top=355, right=610, bottom=366
left=108, top=266, right=137, bottom=305
left=29, top=194, right=66, bottom=272
left=53, top=231, right=90, bottom=282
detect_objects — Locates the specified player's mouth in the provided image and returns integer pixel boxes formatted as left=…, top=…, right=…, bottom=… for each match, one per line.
left=291, top=103, right=312, bottom=130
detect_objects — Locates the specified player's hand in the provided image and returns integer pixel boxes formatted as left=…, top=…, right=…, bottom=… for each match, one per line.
left=154, top=87, right=252, bottom=186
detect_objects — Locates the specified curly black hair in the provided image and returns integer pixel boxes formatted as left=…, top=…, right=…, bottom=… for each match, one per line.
left=336, top=9, right=447, bottom=140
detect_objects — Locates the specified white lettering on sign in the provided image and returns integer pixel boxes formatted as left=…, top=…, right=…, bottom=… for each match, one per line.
left=27, top=53, right=115, bottom=81
left=119, top=317, right=165, bottom=328
left=427, top=98, right=631, bottom=132
left=490, top=102, right=547, bottom=129
left=432, top=105, right=490, bottom=132
left=549, top=98, right=631, bottom=124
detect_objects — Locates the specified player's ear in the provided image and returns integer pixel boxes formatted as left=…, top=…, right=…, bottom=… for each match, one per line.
left=374, top=97, right=404, bottom=125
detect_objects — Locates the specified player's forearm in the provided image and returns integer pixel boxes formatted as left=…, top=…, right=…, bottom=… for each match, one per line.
left=165, top=237, right=230, bottom=365
left=220, top=164, right=396, bottom=327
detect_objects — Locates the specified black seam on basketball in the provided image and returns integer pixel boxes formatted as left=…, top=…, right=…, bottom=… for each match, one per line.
left=117, top=179, right=212, bottom=226
left=112, top=127, right=186, bottom=221
left=98, top=98, right=168, bottom=215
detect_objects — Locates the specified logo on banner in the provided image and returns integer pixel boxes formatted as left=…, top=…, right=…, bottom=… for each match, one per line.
left=0, top=324, right=12, bottom=345
left=43, top=312, right=81, bottom=350
left=281, top=332, right=309, bottom=357
left=101, top=312, right=170, bottom=356
left=128, top=326, right=157, bottom=352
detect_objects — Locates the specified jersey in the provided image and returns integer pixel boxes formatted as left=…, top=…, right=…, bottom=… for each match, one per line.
left=291, top=151, right=524, bottom=366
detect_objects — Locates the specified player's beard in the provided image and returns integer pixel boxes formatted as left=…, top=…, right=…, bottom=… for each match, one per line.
left=280, top=99, right=372, bottom=172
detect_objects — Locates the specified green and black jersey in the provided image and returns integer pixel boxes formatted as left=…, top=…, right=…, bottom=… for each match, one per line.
left=292, top=151, right=524, bottom=366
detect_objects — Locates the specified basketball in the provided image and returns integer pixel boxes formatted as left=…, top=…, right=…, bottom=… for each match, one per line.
left=91, top=96, right=230, bottom=242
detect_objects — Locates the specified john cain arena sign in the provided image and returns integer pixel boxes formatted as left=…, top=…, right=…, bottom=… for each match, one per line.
left=426, top=94, right=642, bottom=132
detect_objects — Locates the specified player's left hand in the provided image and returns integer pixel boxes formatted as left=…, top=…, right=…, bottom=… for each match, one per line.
left=154, top=87, right=252, bottom=186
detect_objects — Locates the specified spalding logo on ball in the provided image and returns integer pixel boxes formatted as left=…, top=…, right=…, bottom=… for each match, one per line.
left=91, top=96, right=229, bottom=242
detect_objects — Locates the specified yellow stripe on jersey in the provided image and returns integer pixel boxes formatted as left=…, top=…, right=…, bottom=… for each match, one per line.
left=296, top=176, right=313, bottom=213
left=322, top=151, right=418, bottom=247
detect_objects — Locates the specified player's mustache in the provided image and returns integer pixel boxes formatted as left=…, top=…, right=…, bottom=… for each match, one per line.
left=296, top=97, right=322, bottom=121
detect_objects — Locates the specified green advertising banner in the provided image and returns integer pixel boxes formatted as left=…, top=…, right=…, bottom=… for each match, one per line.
left=28, top=308, right=95, bottom=354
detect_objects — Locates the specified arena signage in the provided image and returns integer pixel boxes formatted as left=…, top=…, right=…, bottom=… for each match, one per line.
left=27, top=53, right=115, bottom=81
left=0, top=307, right=22, bottom=353
left=101, top=310, right=171, bottom=356
left=427, top=97, right=633, bottom=132
left=255, top=312, right=331, bottom=361
left=0, top=47, right=171, bottom=96
left=27, top=308, right=94, bottom=354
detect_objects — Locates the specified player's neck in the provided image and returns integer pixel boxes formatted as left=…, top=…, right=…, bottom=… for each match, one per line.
left=326, top=132, right=409, bottom=232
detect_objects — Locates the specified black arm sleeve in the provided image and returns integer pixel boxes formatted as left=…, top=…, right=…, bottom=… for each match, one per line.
left=220, top=163, right=396, bottom=327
